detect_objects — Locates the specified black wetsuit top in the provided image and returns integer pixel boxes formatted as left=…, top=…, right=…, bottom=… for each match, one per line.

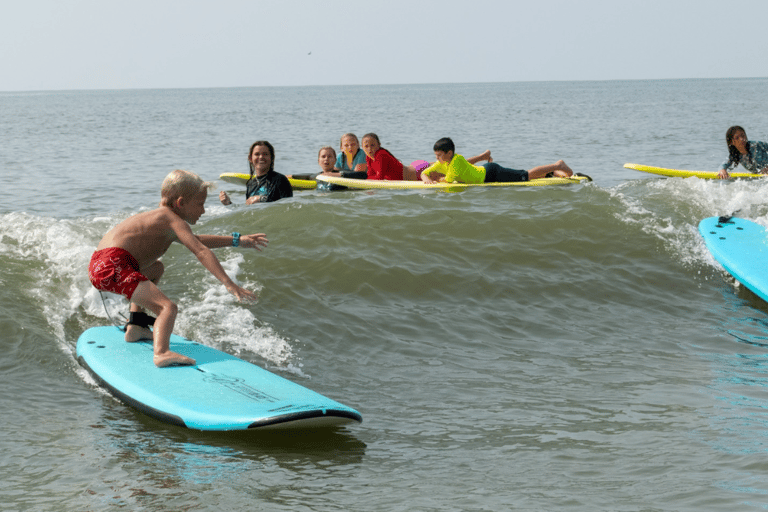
left=245, top=170, right=293, bottom=203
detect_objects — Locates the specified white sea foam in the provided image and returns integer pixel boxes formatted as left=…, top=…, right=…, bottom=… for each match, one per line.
left=0, top=210, right=300, bottom=371
left=175, top=255, right=301, bottom=372
left=610, top=177, right=768, bottom=271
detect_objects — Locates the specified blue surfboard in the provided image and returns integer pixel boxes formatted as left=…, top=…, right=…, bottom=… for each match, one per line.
left=699, top=216, right=768, bottom=303
left=76, top=326, right=362, bottom=431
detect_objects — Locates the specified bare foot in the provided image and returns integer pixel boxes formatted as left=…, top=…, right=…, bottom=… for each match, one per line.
left=125, top=324, right=153, bottom=342
left=154, top=351, right=196, bottom=367
left=481, top=149, right=492, bottom=162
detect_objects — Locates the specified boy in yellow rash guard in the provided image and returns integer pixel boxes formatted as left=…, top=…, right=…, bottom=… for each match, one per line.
left=420, top=137, right=573, bottom=184
left=422, top=152, right=488, bottom=183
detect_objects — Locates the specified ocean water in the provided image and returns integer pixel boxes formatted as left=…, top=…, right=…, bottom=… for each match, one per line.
left=3, top=79, right=768, bottom=511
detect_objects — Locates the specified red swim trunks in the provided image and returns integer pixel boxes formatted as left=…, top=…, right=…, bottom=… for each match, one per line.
left=88, top=247, right=149, bottom=300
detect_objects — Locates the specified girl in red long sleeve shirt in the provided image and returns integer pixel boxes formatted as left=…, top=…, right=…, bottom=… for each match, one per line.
left=362, top=133, right=419, bottom=181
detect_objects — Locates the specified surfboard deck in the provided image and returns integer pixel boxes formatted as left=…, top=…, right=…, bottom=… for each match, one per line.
left=76, top=326, right=362, bottom=431
left=219, top=172, right=316, bottom=190
left=699, top=216, right=768, bottom=303
left=624, top=163, right=762, bottom=179
left=315, top=173, right=591, bottom=190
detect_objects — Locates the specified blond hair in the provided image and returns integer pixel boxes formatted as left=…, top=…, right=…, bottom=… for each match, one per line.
left=339, top=133, right=359, bottom=148
left=160, top=169, right=214, bottom=207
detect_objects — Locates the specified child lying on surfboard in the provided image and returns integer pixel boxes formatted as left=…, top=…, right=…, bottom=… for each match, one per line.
left=287, top=146, right=368, bottom=191
left=419, top=137, right=573, bottom=184
left=286, top=145, right=337, bottom=182
left=288, top=145, right=365, bottom=181
left=362, top=133, right=420, bottom=181
left=336, top=133, right=368, bottom=176
left=717, top=126, right=768, bottom=179
left=88, top=169, right=268, bottom=367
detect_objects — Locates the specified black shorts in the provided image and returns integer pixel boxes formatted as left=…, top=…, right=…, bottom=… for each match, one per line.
left=483, top=162, right=528, bottom=182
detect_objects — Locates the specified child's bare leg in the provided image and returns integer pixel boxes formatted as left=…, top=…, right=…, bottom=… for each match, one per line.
left=125, top=306, right=154, bottom=342
left=125, top=260, right=164, bottom=343
left=130, top=281, right=195, bottom=367
left=150, top=298, right=189, bottom=368
left=466, top=150, right=492, bottom=164
left=527, top=160, right=573, bottom=179
left=402, top=165, right=419, bottom=181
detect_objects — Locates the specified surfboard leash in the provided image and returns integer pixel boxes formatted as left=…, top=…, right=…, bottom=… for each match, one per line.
left=718, top=209, right=741, bottom=225
left=98, top=292, right=157, bottom=332
left=98, top=291, right=128, bottom=330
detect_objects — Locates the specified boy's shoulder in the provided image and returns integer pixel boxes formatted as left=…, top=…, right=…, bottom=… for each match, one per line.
left=133, top=206, right=181, bottom=226
left=452, top=153, right=468, bottom=163
left=144, top=205, right=175, bottom=217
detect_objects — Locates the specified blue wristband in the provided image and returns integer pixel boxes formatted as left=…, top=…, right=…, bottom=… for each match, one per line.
left=232, top=232, right=240, bottom=247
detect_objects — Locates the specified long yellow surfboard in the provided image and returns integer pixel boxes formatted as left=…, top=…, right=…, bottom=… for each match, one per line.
left=315, top=174, right=591, bottom=191
left=219, top=172, right=316, bottom=190
left=623, top=163, right=762, bottom=179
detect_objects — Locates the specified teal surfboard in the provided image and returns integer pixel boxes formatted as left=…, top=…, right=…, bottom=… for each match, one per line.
left=76, top=326, right=362, bottom=431
left=699, top=216, right=768, bottom=303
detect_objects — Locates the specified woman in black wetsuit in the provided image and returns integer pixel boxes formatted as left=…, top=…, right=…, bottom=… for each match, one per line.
left=220, top=140, right=292, bottom=205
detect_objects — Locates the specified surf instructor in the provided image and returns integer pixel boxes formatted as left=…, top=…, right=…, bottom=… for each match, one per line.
left=220, top=140, right=293, bottom=205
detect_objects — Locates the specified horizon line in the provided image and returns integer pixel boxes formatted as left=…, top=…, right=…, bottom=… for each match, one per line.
left=1, top=76, right=766, bottom=95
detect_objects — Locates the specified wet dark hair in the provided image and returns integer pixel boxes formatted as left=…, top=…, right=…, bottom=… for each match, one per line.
left=433, top=137, right=455, bottom=153
left=726, top=126, right=749, bottom=163
left=248, top=140, right=275, bottom=176
left=362, top=133, right=380, bottom=144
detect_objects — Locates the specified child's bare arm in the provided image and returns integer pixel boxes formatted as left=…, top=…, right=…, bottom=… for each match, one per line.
left=170, top=217, right=257, bottom=301
left=196, top=233, right=269, bottom=250
left=466, top=150, right=492, bottom=164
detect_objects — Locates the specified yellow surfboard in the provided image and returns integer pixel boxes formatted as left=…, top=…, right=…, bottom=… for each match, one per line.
left=623, top=163, right=762, bottom=179
left=315, top=174, right=591, bottom=191
left=219, top=172, right=316, bottom=190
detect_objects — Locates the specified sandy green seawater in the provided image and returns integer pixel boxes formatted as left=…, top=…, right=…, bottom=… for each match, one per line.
left=3, top=79, right=768, bottom=510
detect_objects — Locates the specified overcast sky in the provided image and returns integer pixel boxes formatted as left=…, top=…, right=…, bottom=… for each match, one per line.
left=2, top=0, right=766, bottom=92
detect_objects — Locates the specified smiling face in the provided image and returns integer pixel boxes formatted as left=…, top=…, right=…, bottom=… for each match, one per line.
left=250, top=144, right=273, bottom=175
left=361, top=136, right=381, bottom=159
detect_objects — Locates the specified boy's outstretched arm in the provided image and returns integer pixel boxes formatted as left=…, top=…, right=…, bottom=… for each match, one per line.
left=171, top=219, right=258, bottom=301
left=196, top=233, right=269, bottom=250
